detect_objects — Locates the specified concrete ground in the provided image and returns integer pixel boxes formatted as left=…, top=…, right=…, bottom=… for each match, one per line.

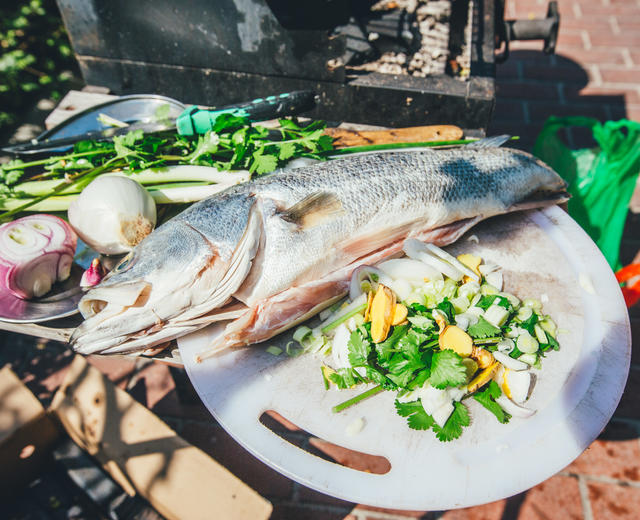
left=2, top=0, right=640, bottom=518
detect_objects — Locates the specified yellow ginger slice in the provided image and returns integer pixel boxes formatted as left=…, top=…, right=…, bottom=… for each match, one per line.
left=391, top=303, right=408, bottom=326
left=467, top=361, right=500, bottom=393
left=439, top=325, right=473, bottom=357
left=370, top=284, right=396, bottom=343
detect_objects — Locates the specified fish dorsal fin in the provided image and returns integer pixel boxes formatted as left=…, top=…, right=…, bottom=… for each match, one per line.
left=466, top=135, right=511, bottom=149
left=280, top=191, right=345, bottom=229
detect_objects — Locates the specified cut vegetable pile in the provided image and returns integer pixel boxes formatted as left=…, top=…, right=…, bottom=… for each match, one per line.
left=293, top=239, right=561, bottom=442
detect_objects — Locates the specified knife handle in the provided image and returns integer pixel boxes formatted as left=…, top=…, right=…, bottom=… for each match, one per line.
left=176, top=90, right=316, bottom=136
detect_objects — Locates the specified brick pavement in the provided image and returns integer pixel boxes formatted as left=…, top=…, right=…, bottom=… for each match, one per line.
left=2, top=0, right=640, bottom=518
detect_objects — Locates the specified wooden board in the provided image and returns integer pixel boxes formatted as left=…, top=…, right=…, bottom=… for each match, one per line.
left=326, top=124, right=463, bottom=147
left=178, top=206, right=631, bottom=510
left=50, top=355, right=272, bottom=520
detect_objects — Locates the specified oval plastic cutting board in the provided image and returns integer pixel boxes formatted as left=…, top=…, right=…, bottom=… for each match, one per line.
left=178, top=206, right=631, bottom=510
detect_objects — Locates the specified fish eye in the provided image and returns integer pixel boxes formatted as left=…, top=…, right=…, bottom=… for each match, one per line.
left=114, top=253, right=134, bottom=273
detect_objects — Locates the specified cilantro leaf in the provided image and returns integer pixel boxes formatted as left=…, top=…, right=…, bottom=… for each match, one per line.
left=347, top=330, right=370, bottom=367
left=407, top=367, right=431, bottom=389
left=432, top=402, right=470, bottom=442
left=467, top=316, right=501, bottom=339
left=429, top=350, right=467, bottom=389
left=437, top=298, right=455, bottom=321
left=278, top=141, right=297, bottom=160
left=394, top=400, right=435, bottom=430
left=473, top=380, right=511, bottom=424
left=408, top=303, right=430, bottom=316
left=375, top=324, right=408, bottom=364
left=476, top=294, right=511, bottom=310
left=328, top=368, right=365, bottom=389
left=250, top=151, right=278, bottom=175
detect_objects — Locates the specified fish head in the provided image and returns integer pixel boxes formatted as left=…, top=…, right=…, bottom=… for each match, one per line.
left=71, top=221, right=219, bottom=353
left=70, top=192, right=260, bottom=355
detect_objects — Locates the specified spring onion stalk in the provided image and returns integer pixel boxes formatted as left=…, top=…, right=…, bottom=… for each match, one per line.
left=332, top=385, right=384, bottom=413
left=321, top=303, right=368, bottom=334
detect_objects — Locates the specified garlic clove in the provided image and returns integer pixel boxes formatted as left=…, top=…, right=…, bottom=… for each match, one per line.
left=80, top=258, right=107, bottom=288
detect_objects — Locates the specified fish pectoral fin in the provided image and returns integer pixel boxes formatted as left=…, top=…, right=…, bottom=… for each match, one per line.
left=466, top=135, right=511, bottom=148
left=338, top=222, right=415, bottom=259
left=279, top=191, right=345, bottom=229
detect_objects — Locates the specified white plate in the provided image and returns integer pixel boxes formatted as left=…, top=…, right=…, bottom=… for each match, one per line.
left=178, top=206, right=631, bottom=510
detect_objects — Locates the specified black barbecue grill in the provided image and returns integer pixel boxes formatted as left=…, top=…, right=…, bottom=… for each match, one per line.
left=55, top=0, right=559, bottom=131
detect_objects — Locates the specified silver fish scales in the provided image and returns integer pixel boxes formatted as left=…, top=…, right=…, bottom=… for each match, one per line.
left=70, top=145, right=568, bottom=358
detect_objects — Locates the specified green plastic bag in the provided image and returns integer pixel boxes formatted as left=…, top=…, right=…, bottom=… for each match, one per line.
left=533, top=117, right=640, bottom=270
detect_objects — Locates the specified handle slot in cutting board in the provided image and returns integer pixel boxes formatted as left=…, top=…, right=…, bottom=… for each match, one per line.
left=259, top=410, right=391, bottom=475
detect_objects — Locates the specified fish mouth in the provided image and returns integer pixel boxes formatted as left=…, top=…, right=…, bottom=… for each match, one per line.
left=78, top=280, right=152, bottom=319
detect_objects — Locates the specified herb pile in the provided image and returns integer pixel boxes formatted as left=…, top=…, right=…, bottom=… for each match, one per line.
left=0, top=114, right=334, bottom=221
left=292, top=246, right=561, bottom=442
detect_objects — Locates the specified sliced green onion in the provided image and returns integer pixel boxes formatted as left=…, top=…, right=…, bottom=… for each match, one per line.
left=321, top=303, right=367, bottom=334
left=293, top=325, right=313, bottom=344
left=266, top=346, right=283, bottom=356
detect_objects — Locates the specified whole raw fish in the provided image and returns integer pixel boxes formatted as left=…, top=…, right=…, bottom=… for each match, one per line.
left=70, top=142, right=568, bottom=358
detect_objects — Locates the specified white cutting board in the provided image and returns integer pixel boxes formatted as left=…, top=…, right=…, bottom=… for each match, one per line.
left=178, top=206, right=631, bottom=510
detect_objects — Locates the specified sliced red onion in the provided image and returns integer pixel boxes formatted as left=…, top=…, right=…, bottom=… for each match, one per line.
left=349, top=265, right=393, bottom=300
left=0, top=214, right=77, bottom=299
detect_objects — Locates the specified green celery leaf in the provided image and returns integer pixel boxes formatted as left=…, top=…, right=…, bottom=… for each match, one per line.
left=429, top=350, right=467, bottom=389
left=432, top=401, right=470, bottom=442
left=473, top=380, right=511, bottom=424
left=467, top=316, right=501, bottom=339
left=394, top=400, right=435, bottom=430
left=348, top=329, right=370, bottom=367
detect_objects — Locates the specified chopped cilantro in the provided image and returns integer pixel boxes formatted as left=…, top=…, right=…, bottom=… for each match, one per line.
left=347, top=330, right=370, bottom=367
left=473, top=381, right=511, bottom=424
left=408, top=302, right=430, bottom=316
left=428, top=350, right=467, bottom=389
left=328, top=368, right=365, bottom=389
left=395, top=400, right=435, bottom=430
left=375, top=324, right=408, bottom=364
left=476, top=294, right=511, bottom=312
left=432, top=402, right=470, bottom=442
left=436, top=298, right=455, bottom=321
left=467, top=316, right=501, bottom=339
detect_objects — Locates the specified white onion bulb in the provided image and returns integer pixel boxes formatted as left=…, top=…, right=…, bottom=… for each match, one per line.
left=68, top=176, right=156, bottom=255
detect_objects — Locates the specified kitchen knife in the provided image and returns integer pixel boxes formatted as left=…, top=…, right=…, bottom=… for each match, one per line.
left=3, top=90, right=317, bottom=155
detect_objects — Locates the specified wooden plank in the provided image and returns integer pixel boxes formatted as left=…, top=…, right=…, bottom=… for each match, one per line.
left=0, top=367, right=61, bottom=500
left=50, top=355, right=272, bottom=520
left=326, top=124, right=464, bottom=148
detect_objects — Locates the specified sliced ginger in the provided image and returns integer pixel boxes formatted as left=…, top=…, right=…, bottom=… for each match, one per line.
left=470, top=346, right=494, bottom=368
left=438, top=325, right=473, bottom=357
left=467, top=361, right=499, bottom=393
left=391, top=303, right=408, bottom=326
left=370, top=284, right=396, bottom=343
